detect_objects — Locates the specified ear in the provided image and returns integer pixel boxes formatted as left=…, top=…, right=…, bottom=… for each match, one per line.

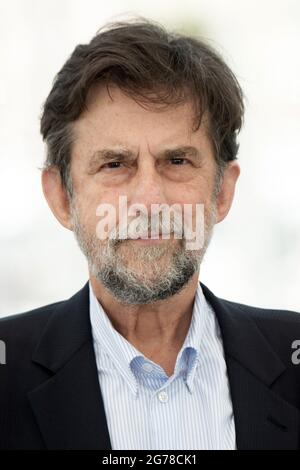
left=41, top=167, right=73, bottom=230
left=215, top=161, right=240, bottom=224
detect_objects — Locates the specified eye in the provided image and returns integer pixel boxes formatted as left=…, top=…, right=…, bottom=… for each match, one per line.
left=101, top=161, right=123, bottom=169
left=169, top=158, right=189, bottom=165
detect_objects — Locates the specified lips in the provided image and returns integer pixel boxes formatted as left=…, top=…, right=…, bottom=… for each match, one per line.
left=126, top=228, right=174, bottom=240
left=137, top=232, right=165, bottom=239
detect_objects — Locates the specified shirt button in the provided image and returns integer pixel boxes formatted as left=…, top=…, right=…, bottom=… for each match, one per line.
left=158, top=391, right=169, bottom=403
left=142, top=363, right=153, bottom=373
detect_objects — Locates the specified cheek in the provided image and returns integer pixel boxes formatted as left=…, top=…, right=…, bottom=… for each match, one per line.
left=171, top=185, right=213, bottom=230
left=171, top=182, right=209, bottom=207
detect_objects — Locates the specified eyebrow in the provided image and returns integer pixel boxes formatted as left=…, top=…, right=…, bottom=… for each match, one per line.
left=87, top=145, right=203, bottom=171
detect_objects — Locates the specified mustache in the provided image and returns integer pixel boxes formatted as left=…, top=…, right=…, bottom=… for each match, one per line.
left=108, top=214, right=185, bottom=243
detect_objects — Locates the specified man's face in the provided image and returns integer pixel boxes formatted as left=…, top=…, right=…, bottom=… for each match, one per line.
left=68, top=85, right=219, bottom=304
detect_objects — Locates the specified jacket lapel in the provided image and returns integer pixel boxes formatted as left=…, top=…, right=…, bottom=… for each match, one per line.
left=201, top=282, right=299, bottom=450
left=28, top=282, right=112, bottom=449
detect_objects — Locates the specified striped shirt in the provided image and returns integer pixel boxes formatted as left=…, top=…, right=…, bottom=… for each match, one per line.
left=89, top=280, right=236, bottom=450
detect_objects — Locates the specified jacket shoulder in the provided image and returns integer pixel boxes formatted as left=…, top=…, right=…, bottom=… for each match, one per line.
left=221, top=297, right=300, bottom=324
left=0, top=300, right=65, bottom=344
left=219, top=297, right=300, bottom=364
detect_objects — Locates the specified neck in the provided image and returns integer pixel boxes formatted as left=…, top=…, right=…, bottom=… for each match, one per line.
left=89, top=272, right=200, bottom=360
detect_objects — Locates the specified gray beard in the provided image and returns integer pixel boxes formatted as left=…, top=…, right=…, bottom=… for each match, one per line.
left=71, top=204, right=216, bottom=305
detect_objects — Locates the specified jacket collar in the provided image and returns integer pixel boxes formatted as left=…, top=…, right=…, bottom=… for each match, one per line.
left=200, top=282, right=286, bottom=386
left=31, top=282, right=91, bottom=373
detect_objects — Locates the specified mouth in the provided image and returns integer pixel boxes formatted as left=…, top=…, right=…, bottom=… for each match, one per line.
left=127, top=232, right=176, bottom=244
left=130, top=237, right=167, bottom=244
left=112, top=230, right=177, bottom=247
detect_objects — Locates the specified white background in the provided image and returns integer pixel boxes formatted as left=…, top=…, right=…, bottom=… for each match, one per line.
left=0, top=0, right=299, bottom=316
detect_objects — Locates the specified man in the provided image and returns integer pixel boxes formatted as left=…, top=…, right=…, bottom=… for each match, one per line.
left=0, top=18, right=300, bottom=450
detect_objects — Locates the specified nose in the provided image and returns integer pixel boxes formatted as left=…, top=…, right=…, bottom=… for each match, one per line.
left=127, top=154, right=168, bottom=210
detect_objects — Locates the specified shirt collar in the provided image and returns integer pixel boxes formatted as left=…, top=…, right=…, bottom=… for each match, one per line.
left=89, top=280, right=210, bottom=396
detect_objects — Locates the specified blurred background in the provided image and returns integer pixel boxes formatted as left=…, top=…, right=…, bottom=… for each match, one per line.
left=0, top=0, right=299, bottom=317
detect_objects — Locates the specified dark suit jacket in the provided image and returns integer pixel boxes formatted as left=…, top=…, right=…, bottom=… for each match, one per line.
left=0, top=281, right=300, bottom=449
